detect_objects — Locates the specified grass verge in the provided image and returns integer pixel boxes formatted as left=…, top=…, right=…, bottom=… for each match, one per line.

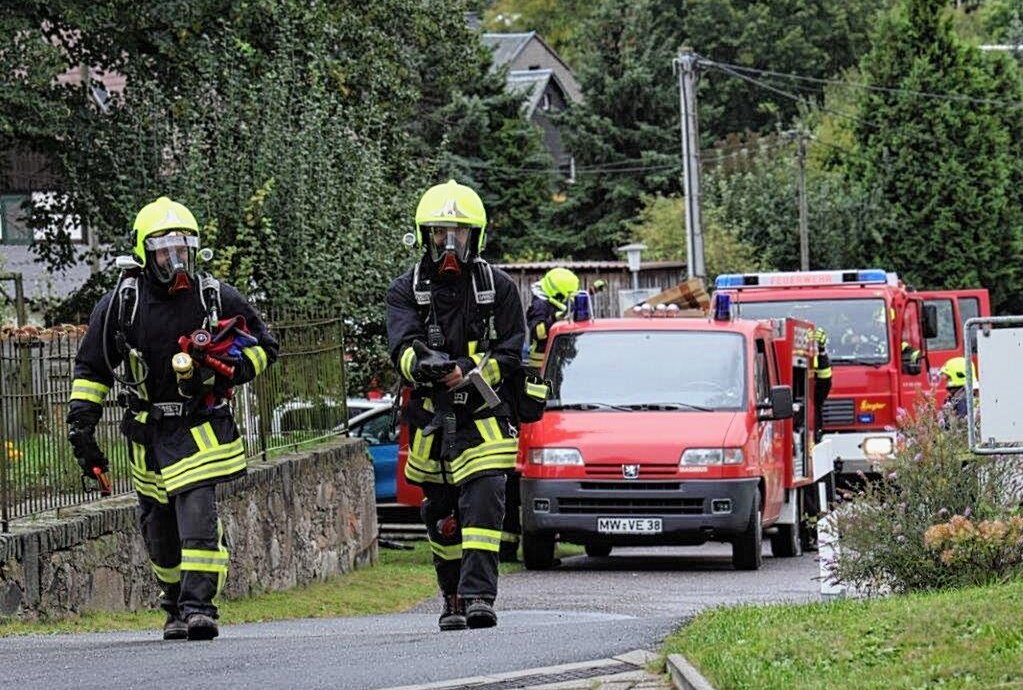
left=0, top=541, right=437, bottom=637
left=664, top=577, right=1023, bottom=690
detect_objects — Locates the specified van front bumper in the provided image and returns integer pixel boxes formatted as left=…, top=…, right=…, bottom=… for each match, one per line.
left=521, top=477, right=759, bottom=545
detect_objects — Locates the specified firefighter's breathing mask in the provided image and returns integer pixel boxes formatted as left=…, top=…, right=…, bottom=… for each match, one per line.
left=426, top=224, right=471, bottom=277
left=145, top=232, right=199, bottom=293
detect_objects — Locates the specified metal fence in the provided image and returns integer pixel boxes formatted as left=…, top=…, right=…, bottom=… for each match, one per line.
left=0, top=311, right=347, bottom=531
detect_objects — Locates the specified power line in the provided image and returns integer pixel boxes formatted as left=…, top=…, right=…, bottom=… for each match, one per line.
left=699, top=57, right=1023, bottom=110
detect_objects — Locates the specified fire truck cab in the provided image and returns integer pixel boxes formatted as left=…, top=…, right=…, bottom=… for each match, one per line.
left=517, top=296, right=826, bottom=571
left=714, top=269, right=939, bottom=477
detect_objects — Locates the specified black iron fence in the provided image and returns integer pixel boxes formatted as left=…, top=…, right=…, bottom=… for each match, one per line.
left=0, top=311, right=347, bottom=531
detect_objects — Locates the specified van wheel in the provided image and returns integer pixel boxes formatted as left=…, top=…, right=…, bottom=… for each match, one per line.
left=732, top=491, right=763, bottom=571
left=770, top=522, right=802, bottom=558
left=522, top=531, right=556, bottom=570
left=585, top=544, right=612, bottom=558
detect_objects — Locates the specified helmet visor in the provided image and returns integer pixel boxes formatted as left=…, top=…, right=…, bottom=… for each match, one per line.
left=145, top=233, right=198, bottom=283
left=424, top=224, right=472, bottom=263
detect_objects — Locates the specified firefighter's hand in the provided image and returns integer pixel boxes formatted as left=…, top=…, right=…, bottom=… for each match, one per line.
left=68, top=425, right=109, bottom=476
left=411, top=340, right=455, bottom=382
left=178, top=365, right=217, bottom=398
left=442, top=365, right=464, bottom=390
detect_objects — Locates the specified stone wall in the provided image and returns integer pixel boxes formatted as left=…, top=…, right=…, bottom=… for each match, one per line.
left=0, top=438, right=377, bottom=620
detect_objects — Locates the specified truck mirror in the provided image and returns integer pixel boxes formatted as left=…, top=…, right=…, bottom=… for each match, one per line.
left=922, top=304, right=939, bottom=340
left=759, top=385, right=793, bottom=421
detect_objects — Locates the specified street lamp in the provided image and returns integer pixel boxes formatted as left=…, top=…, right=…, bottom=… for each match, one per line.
left=617, top=243, right=647, bottom=291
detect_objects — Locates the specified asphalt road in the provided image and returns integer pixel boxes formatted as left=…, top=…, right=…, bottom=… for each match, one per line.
left=0, top=543, right=822, bottom=690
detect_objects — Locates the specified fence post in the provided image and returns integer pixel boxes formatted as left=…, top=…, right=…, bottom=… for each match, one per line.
left=338, top=310, right=348, bottom=422
left=1, top=345, right=9, bottom=532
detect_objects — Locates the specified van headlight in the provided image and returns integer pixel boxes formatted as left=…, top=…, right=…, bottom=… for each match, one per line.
left=530, top=448, right=584, bottom=465
left=680, top=448, right=744, bottom=466
left=862, top=436, right=894, bottom=459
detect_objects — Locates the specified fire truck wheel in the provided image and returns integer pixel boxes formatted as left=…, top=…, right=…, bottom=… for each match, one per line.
left=732, top=491, right=763, bottom=571
left=584, top=543, right=612, bottom=558
left=522, top=531, right=556, bottom=570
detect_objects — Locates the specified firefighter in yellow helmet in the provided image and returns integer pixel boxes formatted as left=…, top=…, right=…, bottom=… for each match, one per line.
left=526, top=267, right=580, bottom=369
left=386, top=180, right=526, bottom=630
left=811, top=326, right=832, bottom=443
left=940, top=356, right=978, bottom=419
left=67, top=197, right=279, bottom=641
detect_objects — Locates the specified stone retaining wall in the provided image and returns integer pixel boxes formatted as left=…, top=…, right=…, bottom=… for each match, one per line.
left=0, top=438, right=377, bottom=619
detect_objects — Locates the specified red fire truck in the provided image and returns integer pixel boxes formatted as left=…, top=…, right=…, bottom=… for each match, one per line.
left=515, top=298, right=825, bottom=570
left=713, top=269, right=939, bottom=477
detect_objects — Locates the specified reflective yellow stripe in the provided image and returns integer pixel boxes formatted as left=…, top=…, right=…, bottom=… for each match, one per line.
left=163, top=453, right=246, bottom=494
left=406, top=429, right=441, bottom=483
left=190, top=422, right=216, bottom=452
left=243, top=345, right=268, bottom=375
left=151, top=561, right=181, bottom=584
left=162, top=437, right=245, bottom=481
left=131, top=440, right=169, bottom=504
left=483, top=358, right=501, bottom=386
left=817, top=367, right=832, bottom=380
left=400, top=346, right=416, bottom=381
left=181, top=548, right=229, bottom=574
left=448, top=438, right=519, bottom=472
left=429, top=539, right=463, bottom=561
left=535, top=323, right=547, bottom=340
left=462, top=527, right=502, bottom=552
left=468, top=341, right=478, bottom=356
left=501, top=531, right=520, bottom=543
left=528, top=346, right=545, bottom=367
left=70, top=378, right=110, bottom=404
left=450, top=454, right=518, bottom=484
left=474, top=418, right=502, bottom=444
left=129, top=352, right=148, bottom=401
left=525, top=380, right=548, bottom=400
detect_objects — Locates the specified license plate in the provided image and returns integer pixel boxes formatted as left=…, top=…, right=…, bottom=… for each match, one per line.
left=597, top=517, right=663, bottom=534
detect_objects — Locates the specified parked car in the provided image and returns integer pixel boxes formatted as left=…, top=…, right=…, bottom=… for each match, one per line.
left=347, top=402, right=399, bottom=502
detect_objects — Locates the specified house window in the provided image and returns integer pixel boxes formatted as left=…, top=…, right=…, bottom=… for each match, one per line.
left=0, top=195, right=31, bottom=245
left=541, top=93, right=551, bottom=111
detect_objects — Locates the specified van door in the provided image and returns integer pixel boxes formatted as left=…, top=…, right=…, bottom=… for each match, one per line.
left=755, top=337, right=783, bottom=518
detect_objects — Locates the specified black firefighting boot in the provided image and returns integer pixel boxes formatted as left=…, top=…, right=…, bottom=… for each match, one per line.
left=186, top=613, right=219, bottom=641
left=465, top=598, right=497, bottom=629
left=439, top=594, right=467, bottom=631
left=163, top=613, right=188, bottom=640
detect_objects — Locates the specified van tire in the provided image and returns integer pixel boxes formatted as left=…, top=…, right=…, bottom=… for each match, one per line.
left=522, top=531, right=556, bottom=570
left=770, top=522, right=802, bottom=558
left=732, top=491, right=763, bottom=571
left=584, top=544, right=612, bottom=558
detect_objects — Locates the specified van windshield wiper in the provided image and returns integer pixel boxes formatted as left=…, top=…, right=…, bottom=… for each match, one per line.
left=545, top=401, right=633, bottom=411
left=621, top=402, right=714, bottom=412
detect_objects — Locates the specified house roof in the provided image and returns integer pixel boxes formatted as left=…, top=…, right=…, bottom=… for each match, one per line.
left=1, top=245, right=98, bottom=302
left=506, top=69, right=559, bottom=117
left=481, top=32, right=536, bottom=69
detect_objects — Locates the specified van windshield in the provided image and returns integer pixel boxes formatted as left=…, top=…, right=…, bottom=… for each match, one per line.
left=545, top=331, right=746, bottom=411
left=735, top=298, right=890, bottom=365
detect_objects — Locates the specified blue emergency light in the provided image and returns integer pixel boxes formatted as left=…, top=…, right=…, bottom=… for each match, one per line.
left=712, top=293, right=732, bottom=321
left=570, top=291, right=591, bottom=322
left=715, top=269, right=890, bottom=290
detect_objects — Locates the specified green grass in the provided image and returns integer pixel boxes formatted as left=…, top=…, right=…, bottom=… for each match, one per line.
left=0, top=541, right=438, bottom=637
left=664, top=578, right=1023, bottom=690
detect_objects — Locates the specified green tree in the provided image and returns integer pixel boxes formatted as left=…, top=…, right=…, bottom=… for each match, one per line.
left=482, top=0, right=594, bottom=67
left=849, top=0, right=1023, bottom=311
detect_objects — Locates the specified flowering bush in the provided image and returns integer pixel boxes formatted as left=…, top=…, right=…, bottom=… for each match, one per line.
left=827, top=395, right=1023, bottom=593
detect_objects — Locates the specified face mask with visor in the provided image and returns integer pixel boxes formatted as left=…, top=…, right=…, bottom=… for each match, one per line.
left=145, top=233, right=199, bottom=291
left=424, top=223, right=473, bottom=275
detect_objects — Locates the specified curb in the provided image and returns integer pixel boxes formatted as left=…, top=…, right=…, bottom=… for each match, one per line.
left=666, top=654, right=716, bottom=690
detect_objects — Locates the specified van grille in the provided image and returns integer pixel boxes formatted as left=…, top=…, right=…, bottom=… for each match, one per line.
left=579, top=482, right=681, bottom=491
left=822, top=398, right=855, bottom=425
left=558, top=497, right=705, bottom=515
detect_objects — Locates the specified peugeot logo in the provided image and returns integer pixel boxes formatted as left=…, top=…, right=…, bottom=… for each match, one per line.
left=622, top=464, right=640, bottom=479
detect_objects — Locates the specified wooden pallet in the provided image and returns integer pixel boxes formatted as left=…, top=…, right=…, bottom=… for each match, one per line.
left=627, top=277, right=710, bottom=315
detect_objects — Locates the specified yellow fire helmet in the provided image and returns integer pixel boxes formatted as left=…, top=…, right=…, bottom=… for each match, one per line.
left=541, top=267, right=580, bottom=309
left=940, top=356, right=978, bottom=389
left=132, top=196, right=199, bottom=266
left=414, top=180, right=488, bottom=256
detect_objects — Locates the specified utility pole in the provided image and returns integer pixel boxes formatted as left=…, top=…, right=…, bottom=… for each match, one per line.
left=783, top=129, right=811, bottom=271
left=675, top=48, right=705, bottom=279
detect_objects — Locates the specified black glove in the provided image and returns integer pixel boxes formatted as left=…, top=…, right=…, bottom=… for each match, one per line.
left=411, top=340, right=456, bottom=382
left=68, top=424, right=108, bottom=476
left=178, top=364, right=217, bottom=398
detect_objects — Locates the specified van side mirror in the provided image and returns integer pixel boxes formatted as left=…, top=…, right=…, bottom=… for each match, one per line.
left=759, top=385, right=793, bottom=421
left=922, top=304, right=939, bottom=340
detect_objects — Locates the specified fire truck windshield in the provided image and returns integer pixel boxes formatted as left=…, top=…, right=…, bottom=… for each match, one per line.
left=735, top=298, right=890, bottom=365
left=545, top=331, right=746, bottom=410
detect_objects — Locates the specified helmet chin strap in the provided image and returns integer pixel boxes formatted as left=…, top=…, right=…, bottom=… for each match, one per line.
left=169, top=270, right=193, bottom=295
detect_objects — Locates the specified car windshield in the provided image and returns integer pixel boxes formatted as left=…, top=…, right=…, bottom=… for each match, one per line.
left=735, top=298, right=890, bottom=364
left=545, top=330, right=746, bottom=411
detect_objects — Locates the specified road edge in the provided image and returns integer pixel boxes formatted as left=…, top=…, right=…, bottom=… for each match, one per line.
left=666, top=653, right=716, bottom=690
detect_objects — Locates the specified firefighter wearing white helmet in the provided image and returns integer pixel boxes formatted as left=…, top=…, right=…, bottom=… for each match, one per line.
left=386, top=180, right=526, bottom=631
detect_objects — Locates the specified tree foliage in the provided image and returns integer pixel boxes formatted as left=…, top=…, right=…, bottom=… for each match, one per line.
left=848, top=0, right=1023, bottom=311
